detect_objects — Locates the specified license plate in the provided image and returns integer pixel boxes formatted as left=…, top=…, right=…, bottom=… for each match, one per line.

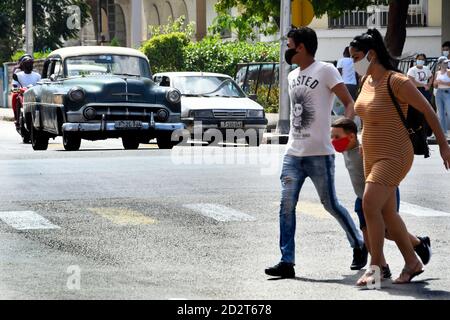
left=114, top=120, right=143, bottom=129
left=220, top=121, right=243, bottom=129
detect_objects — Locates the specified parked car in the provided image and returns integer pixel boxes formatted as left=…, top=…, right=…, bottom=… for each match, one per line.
left=22, top=46, right=184, bottom=151
left=153, top=72, right=268, bottom=146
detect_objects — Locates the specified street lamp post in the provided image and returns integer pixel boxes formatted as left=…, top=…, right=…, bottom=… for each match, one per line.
left=277, top=0, right=291, bottom=137
left=25, top=0, right=34, bottom=55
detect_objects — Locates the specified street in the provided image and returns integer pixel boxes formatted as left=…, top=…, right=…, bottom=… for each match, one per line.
left=1, top=119, right=450, bottom=300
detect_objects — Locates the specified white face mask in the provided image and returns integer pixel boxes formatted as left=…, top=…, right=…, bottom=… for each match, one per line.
left=416, top=60, right=425, bottom=67
left=443, top=51, right=449, bottom=57
left=354, top=53, right=371, bottom=76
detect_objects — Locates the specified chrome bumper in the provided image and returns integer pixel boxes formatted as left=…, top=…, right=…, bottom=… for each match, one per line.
left=62, top=121, right=185, bottom=133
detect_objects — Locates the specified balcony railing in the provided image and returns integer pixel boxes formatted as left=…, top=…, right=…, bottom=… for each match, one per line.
left=328, top=0, right=427, bottom=29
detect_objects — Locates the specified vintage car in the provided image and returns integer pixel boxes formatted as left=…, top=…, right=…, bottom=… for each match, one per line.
left=152, top=72, right=268, bottom=146
left=22, top=46, right=184, bottom=151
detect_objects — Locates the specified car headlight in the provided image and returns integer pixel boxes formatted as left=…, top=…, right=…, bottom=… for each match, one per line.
left=68, top=87, right=86, bottom=102
left=166, top=89, right=181, bottom=104
left=247, top=110, right=264, bottom=118
left=192, top=110, right=214, bottom=118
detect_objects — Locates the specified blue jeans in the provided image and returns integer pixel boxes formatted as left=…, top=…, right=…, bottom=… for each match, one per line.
left=435, top=89, right=450, bottom=133
left=355, top=188, right=400, bottom=230
left=279, top=154, right=364, bottom=264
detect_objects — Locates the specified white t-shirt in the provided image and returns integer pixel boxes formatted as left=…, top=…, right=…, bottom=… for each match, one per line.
left=337, top=57, right=357, bottom=85
left=12, top=71, right=41, bottom=88
left=407, top=66, right=432, bottom=86
left=286, top=61, right=343, bottom=157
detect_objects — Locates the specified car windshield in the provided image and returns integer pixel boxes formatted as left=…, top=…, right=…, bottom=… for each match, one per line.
left=172, top=76, right=246, bottom=98
left=65, top=55, right=151, bottom=78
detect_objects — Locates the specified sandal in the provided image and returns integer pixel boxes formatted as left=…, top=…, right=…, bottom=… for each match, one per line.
left=356, top=266, right=382, bottom=287
left=393, top=261, right=424, bottom=284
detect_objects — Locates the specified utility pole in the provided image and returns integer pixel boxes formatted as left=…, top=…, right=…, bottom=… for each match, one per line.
left=25, top=0, right=34, bottom=55
left=276, top=0, right=291, bottom=137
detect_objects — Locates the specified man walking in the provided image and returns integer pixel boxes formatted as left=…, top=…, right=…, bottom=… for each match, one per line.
left=265, top=27, right=367, bottom=278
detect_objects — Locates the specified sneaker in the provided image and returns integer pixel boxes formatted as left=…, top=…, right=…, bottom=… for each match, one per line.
left=382, top=264, right=392, bottom=279
left=414, top=236, right=432, bottom=265
left=265, top=262, right=295, bottom=278
left=351, top=245, right=368, bottom=270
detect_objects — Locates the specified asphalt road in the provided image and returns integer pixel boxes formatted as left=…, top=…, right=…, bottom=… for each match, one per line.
left=1, top=120, right=450, bottom=300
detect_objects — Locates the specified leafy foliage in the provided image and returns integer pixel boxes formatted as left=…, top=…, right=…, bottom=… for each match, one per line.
left=11, top=50, right=51, bottom=62
left=141, top=32, right=190, bottom=74
left=0, top=0, right=91, bottom=65
left=212, top=0, right=375, bottom=40
left=148, top=16, right=195, bottom=39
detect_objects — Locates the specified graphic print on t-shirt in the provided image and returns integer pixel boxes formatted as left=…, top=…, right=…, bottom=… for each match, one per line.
left=291, top=85, right=315, bottom=134
left=417, top=70, right=426, bottom=82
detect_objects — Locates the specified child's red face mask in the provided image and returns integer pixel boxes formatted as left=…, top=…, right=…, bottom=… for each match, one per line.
left=332, top=136, right=351, bottom=153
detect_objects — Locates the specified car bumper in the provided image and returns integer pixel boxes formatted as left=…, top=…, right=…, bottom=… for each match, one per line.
left=182, top=118, right=268, bottom=133
left=62, top=121, right=185, bottom=133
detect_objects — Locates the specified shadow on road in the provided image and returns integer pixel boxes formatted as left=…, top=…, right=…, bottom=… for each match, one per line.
left=268, top=273, right=450, bottom=299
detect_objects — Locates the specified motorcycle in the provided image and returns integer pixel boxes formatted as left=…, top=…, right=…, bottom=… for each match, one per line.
left=11, top=73, right=31, bottom=144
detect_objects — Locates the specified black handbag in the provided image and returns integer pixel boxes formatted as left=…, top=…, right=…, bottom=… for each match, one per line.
left=387, top=73, right=430, bottom=158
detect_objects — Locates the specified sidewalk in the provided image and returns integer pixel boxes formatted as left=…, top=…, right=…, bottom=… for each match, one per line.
left=0, top=107, right=14, bottom=122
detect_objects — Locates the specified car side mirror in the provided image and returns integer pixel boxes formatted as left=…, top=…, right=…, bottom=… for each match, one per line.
left=249, top=94, right=257, bottom=101
left=50, top=74, right=57, bottom=82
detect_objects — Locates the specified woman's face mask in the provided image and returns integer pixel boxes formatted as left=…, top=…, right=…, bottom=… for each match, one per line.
left=353, top=52, right=371, bottom=76
left=416, top=59, right=425, bottom=67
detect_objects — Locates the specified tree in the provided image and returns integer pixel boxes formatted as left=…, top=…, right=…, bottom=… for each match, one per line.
left=213, top=0, right=411, bottom=58
left=0, top=0, right=91, bottom=65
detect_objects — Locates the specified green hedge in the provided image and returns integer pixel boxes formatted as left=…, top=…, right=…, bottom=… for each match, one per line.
left=141, top=32, right=190, bottom=74
left=10, top=50, right=51, bottom=62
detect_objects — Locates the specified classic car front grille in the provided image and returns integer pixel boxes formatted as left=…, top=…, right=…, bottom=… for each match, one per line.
left=86, top=106, right=170, bottom=122
left=213, top=110, right=247, bottom=119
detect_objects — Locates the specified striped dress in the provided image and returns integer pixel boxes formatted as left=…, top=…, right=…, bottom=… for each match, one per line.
left=355, top=71, right=414, bottom=187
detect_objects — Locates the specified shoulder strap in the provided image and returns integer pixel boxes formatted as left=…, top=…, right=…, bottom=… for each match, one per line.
left=386, top=72, right=412, bottom=133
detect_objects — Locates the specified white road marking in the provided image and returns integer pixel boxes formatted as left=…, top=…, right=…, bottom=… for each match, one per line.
left=184, top=204, right=256, bottom=222
left=0, top=211, right=60, bottom=230
left=400, top=202, right=450, bottom=217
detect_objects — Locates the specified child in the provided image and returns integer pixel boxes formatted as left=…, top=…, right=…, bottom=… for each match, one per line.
left=331, top=118, right=432, bottom=278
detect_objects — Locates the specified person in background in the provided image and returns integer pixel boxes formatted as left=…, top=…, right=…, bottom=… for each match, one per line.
left=337, top=47, right=359, bottom=100
left=442, top=41, right=450, bottom=59
left=407, top=53, right=433, bottom=102
left=433, top=57, right=450, bottom=137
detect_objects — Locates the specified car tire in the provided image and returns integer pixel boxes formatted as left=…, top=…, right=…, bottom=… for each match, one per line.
left=31, top=125, right=49, bottom=151
left=157, top=131, right=178, bottom=149
left=63, top=132, right=81, bottom=151
left=122, top=136, right=140, bottom=150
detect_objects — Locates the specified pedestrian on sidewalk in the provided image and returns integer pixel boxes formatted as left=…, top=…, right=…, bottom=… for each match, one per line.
left=337, top=47, right=359, bottom=100
left=407, top=53, right=433, bottom=103
left=265, top=27, right=367, bottom=279
left=349, top=28, right=450, bottom=285
left=331, top=118, right=432, bottom=281
left=433, top=57, right=450, bottom=137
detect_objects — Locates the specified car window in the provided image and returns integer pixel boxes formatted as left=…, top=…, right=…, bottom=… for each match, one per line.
left=65, top=55, right=151, bottom=78
left=172, top=76, right=246, bottom=98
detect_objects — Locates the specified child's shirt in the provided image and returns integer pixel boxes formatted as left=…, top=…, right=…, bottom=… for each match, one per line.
left=343, top=142, right=365, bottom=199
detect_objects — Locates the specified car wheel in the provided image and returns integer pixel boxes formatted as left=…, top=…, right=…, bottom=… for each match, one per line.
left=63, top=132, right=81, bottom=151
left=157, top=131, right=178, bottom=149
left=30, top=125, right=49, bottom=151
left=122, top=136, right=140, bottom=150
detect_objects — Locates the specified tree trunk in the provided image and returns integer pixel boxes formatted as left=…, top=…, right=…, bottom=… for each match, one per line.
left=384, top=0, right=410, bottom=59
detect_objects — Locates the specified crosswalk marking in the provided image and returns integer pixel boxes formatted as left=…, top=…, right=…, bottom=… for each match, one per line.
left=0, top=211, right=60, bottom=230
left=184, top=204, right=256, bottom=222
left=400, top=202, right=450, bottom=217
left=88, top=207, right=157, bottom=225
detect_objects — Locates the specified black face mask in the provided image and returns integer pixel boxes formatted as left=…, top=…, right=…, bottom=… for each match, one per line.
left=285, top=48, right=298, bottom=65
